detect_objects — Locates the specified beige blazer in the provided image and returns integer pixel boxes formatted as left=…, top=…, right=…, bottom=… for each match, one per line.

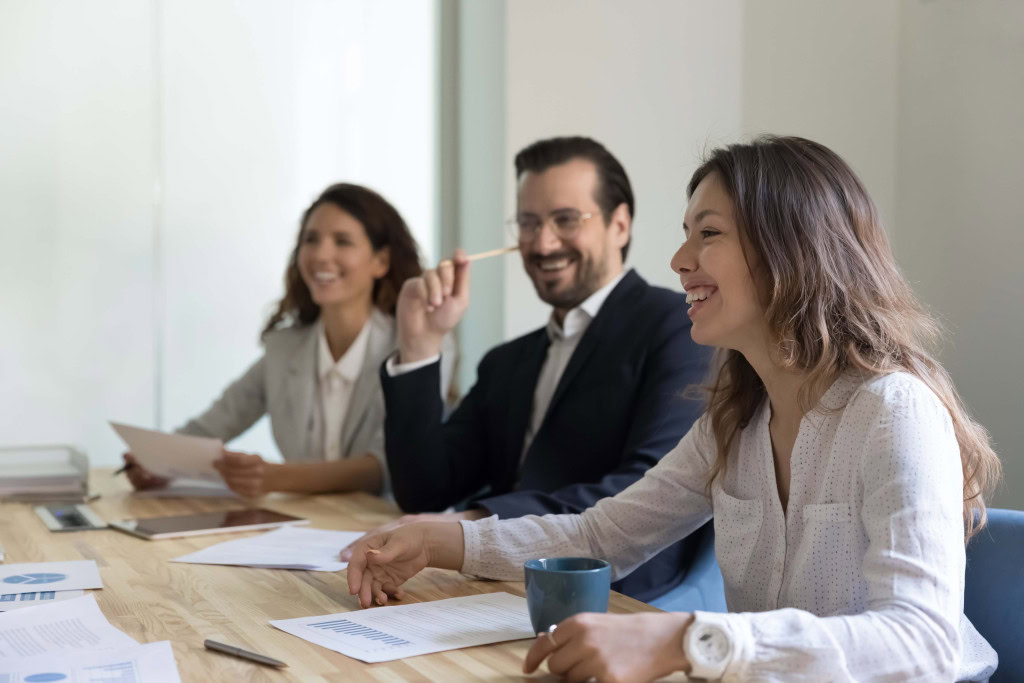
left=178, top=309, right=404, bottom=473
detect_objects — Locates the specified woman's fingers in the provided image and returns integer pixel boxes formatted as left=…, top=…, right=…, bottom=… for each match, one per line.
left=523, top=628, right=563, bottom=673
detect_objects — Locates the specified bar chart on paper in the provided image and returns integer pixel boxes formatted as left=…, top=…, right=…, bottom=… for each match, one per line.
left=0, top=590, right=85, bottom=611
left=270, top=592, right=535, bottom=663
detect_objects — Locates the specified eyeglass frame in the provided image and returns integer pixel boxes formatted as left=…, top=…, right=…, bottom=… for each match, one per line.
left=505, top=208, right=596, bottom=243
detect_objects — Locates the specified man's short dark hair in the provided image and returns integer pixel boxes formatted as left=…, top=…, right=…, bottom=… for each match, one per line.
left=514, top=136, right=634, bottom=261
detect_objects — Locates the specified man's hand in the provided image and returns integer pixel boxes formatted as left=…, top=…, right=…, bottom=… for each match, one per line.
left=396, top=249, right=471, bottom=363
left=523, top=612, right=694, bottom=682
left=339, top=510, right=487, bottom=562
left=213, top=449, right=269, bottom=498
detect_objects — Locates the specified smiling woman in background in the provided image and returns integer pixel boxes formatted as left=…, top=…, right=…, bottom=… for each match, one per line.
left=345, top=137, right=1001, bottom=682
left=125, top=183, right=452, bottom=497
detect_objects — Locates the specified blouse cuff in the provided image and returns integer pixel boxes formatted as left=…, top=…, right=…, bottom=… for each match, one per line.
left=458, top=516, right=492, bottom=578
left=711, top=612, right=755, bottom=682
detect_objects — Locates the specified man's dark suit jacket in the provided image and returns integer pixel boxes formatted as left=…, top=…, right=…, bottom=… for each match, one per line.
left=381, top=270, right=711, bottom=602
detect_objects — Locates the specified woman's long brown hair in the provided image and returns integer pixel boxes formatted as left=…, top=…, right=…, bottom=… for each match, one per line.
left=690, top=136, right=1000, bottom=538
left=262, top=183, right=422, bottom=338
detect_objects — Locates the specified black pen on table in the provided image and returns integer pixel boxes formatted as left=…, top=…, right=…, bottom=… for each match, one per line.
left=204, top=639, right=288, bottom=669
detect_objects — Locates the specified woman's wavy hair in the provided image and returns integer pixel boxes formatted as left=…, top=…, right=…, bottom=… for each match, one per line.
left=690, top=135, right=1000, bottom=538
left=262, top=183, right=422, bottom=338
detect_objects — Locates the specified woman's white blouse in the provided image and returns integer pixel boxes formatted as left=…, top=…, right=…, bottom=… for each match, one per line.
left=460, top=373, right=997, bottom=681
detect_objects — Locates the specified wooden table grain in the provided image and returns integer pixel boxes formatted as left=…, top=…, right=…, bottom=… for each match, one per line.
left=0, top=470, right=673, bottom=682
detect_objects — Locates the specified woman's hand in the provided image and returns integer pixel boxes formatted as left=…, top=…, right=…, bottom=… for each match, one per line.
left=523, top=612, right=694, bottom=683
left=346, top=521, right=466, bottom=608
left=122, top=453, right=170, bottom=490
left=213, top=449, right=268, bottom=498
left=339, top=509, right=487, bottom=561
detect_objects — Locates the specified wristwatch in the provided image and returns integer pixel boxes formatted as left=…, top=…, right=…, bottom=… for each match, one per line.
left=683, top=611, right=734, bottom=680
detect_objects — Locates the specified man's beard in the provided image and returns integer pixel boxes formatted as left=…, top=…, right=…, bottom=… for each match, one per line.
left=529, top=247, right=609, bottom=311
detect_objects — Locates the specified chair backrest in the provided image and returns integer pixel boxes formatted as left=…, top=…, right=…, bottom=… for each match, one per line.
left=964, top=507, right=1024, bottom=683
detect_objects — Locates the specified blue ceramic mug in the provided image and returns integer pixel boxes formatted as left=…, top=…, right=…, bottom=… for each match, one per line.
left=523, top=557, right=611, bottom=634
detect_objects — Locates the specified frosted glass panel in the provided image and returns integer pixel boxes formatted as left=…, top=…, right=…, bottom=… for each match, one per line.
left=0, top=1, right=157, bottom=463
left=0, top=0, right=436, bottom=466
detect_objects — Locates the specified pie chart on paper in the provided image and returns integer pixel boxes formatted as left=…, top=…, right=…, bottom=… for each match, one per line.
left=2, top=573, right=68, bottom=585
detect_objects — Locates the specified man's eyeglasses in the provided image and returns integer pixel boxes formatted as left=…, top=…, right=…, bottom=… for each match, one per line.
left=506, top=209, right=594, bottom=243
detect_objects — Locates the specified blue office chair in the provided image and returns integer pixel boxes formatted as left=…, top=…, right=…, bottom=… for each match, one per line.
left=649, top=521, right=727, bottom=613
left=964, top=507, right=1024, bottom=683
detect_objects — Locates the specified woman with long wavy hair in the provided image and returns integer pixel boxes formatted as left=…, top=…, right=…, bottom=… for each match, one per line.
left=124, top=183, right=452, bottom=497
left=344, top=137, right=1001, bottom=681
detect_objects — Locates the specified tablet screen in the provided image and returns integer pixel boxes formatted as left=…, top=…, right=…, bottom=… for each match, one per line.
left=117, top=508, right=305, bottom=538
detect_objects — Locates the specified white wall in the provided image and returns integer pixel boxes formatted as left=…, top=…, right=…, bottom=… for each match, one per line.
left=895, top=1, right=1024, bottom=509
left=475, top=0, right=1021, bottom=508
left=1, top=0, right=437, bottom=467
left=502, top=0, right=744, bottom=339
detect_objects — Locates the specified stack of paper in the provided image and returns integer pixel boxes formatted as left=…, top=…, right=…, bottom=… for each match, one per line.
left=0, top=560, right=104, bottom=612
left=0, top=595, right=182, bottom=681
left=1, top=641, right=181, bottom=683
left=0, top=446, right=88, bottom=501
left=270, top=592, right=535, bottom=663
left=171, top=526, right=364, bottom=571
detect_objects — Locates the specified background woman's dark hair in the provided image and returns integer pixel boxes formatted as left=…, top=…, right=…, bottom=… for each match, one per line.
left=688, top=135, right=1000, bottom=539
left=262, top=183, right=422, bottom=338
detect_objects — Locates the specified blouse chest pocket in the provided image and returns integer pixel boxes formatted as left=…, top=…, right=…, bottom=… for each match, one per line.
left=712, top=487, right=764, bottom=590
left=800, top=502, right=857, bottom=548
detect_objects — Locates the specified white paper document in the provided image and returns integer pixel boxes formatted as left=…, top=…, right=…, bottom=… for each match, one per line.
left=110, top=422, right=223, bottom=482
left=133, top=478, right=236, bottom=499
left=270, top=592, right=535, bottom=663
left=0, top=589, right=84, bottom=611
left=0, top=594, right=137, bottom=658
left=0, top=639, right=181, bottom=682
left=171, top=526, right=363, bottom=571
left=0, top=560, right=102, bottom=593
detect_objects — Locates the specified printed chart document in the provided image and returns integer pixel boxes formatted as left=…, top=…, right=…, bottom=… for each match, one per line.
left=0, top=560, right=102, bottom=592
left=0, top=640, right=181, bottom=682
left=0, top=589, right=84, bottom=611
left=172, top=526, right=363, bottom=571
left=0, top=594, right=137, bottom=658
left=110, top=422, right=223, bottom=482
left=270, top=592, right=534, bottom=663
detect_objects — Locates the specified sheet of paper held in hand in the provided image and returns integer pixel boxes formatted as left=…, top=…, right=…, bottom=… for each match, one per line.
left=171, top=526, right=364, bottom=571
left=270, top=592, right=535, bottom=663
left=0, top=640, right=182, bottom=682
left=110, top=421, right=223, bottom=482
left=0, top=560, right=103, bottom=593
left=0, top=594, right=137, bottom=658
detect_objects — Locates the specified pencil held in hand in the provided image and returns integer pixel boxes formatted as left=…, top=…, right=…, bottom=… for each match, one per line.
left=438, top=245, right=518, bottom=268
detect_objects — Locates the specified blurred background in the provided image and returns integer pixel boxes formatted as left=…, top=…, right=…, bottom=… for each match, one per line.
left=1, top=0, right=1021, bottom=509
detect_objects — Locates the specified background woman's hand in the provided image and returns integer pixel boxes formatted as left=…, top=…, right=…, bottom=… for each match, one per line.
left=213, top=449, right=268, bottom=498
left=122, top=452, right=169, bottom=490
left=523, top=612, right=694, bottom=683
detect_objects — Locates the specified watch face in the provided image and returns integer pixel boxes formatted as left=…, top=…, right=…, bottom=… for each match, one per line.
left=697, top=628, right=729, bottom=662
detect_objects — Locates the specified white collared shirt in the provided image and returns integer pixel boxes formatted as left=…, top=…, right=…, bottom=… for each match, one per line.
left=460, top=372, right=997, bottom=681
left=309, top=318, right=371, bottom=462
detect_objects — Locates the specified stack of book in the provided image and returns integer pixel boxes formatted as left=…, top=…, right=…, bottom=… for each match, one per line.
left=0, top=446, right=89, bottom=501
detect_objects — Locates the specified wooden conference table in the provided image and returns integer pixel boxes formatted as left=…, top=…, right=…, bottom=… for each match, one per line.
left=0, top=470, right=674, bottom=681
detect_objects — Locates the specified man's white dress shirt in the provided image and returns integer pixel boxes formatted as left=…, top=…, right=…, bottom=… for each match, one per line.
left=460, top=372, right=998, bottom=681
